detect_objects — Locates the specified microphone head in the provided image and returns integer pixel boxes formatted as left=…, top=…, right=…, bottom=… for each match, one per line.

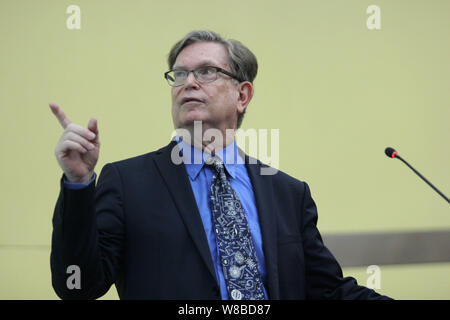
left=385, top=147, right=397, bottom=158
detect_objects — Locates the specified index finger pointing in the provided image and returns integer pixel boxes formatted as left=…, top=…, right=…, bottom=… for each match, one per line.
left=49, top=102, right=72, bottom=129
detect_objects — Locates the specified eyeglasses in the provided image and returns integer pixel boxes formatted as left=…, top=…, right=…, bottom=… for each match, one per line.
left=164, top=66, right=242, bottom=87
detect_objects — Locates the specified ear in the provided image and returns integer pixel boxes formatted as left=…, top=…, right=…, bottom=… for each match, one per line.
left=236, top=81, right=254, bottom=115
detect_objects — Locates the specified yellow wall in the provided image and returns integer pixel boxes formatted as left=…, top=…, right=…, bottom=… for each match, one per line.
left=0, top=0, right=448, bottom=299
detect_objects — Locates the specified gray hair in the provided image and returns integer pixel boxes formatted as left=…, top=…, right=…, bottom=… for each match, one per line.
left=168, top=30, right=258, bottom=128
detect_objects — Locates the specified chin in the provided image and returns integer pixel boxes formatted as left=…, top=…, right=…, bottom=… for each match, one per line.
left=180, top=111, right=209, bottom=126
left=181, top=119, right=206, bottom=129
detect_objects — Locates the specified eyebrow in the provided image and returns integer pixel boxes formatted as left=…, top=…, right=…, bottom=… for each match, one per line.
left=172, top=60, right=221, bottom=70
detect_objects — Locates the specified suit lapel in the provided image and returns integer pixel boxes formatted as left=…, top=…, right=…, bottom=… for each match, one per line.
left=153, top=140, right=218, bottom=285
left=244, top=153, right=280, bottom=300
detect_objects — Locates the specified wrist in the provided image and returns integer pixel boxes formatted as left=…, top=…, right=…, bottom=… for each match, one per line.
left=65, top=172, right=94, bottom=185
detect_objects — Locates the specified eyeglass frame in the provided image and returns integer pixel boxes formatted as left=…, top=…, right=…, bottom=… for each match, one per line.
left=164, top=66, right=243, bottom=87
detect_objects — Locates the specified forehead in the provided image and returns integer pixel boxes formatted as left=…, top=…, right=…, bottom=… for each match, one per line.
left=173, top=41, right=229, bottom=69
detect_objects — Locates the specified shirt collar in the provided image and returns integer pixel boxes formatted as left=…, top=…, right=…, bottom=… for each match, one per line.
left=176, top=136, right=243, bottom=180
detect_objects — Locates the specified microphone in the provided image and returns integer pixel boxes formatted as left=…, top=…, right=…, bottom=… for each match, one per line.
left=385, top=147, right=449, bottom=204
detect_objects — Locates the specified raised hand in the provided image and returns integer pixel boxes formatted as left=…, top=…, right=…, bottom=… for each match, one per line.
left=50, top=102, right=100, bottom=184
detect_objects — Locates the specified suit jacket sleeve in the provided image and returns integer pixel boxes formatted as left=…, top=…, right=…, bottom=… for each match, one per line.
left=50, top=163, right=125, bottom=299
left=300, top=182, right=392, bottom=300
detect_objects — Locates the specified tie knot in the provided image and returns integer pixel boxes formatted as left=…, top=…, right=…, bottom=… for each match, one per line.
left=205, top=156, right=226, bottom=175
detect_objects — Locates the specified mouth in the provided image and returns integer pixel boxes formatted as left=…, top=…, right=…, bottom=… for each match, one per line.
left=181, top=97, right=204, bottom=105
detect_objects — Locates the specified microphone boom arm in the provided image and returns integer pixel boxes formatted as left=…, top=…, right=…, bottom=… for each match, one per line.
left=395, top=155, right=450, bottom=204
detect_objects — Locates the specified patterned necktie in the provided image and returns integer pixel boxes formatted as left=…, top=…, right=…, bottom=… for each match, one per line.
left=206, top=156, right=265, bottom=300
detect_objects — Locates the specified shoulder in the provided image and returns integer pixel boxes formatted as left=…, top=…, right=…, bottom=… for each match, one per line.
left=104, top=142, right=175, bottom=172
left=270, top=166, right=309, bottom=196
left=246, top=153, right=307, bottom=188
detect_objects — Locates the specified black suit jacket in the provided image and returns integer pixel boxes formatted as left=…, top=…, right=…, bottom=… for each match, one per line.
left=51, top=140, right=389, bottom=300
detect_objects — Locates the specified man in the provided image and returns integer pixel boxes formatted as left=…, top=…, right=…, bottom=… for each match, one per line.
left=50, top=30, right=391, bottom=300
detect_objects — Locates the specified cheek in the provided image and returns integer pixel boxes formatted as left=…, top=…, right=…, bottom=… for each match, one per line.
left=210, top=85, right=237, bottom=107
left=171, top=91, right=180, bottom=123
left=171, top=89, right=181, bottom=111
left=217, top=91, right=238, bottom=113
left=171, top=88, right=179, bottom=103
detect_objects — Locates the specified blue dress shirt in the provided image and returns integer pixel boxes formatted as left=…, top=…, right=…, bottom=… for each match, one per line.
left=64, top=139, right=268, bottom=300
left=176, top=138, right=268, bottom=300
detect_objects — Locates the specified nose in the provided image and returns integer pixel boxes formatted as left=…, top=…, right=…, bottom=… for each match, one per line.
left=184, top=71, right=200, bottom=89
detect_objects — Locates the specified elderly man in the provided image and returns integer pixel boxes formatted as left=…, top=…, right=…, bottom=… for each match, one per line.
left=50, top=30, right=390, bottom=300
